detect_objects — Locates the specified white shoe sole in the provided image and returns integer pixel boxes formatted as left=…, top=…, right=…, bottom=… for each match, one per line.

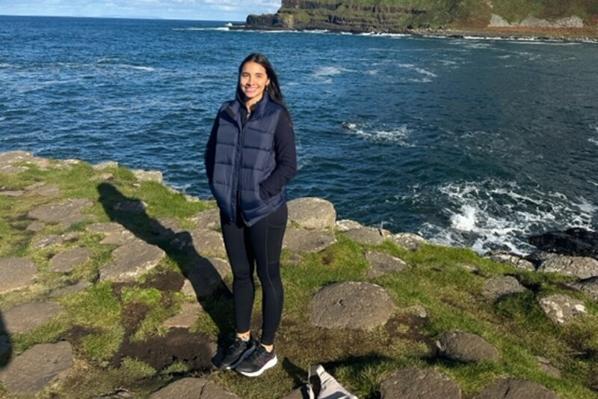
left=238, top=355, right=278, bottom=377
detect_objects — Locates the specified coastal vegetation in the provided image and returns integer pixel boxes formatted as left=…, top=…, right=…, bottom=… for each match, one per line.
left=0, top=152, right=596, bottom=398
left=245, top=0, right=598, bottom=38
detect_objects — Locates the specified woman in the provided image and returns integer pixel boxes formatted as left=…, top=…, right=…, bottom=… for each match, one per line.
left=204, top=53, right=297, bottom=377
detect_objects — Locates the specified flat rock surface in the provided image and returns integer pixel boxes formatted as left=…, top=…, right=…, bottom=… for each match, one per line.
left=87, top=222, right=136, bottom=245
left=310, top=282, right=396, bottom=330
left=283, top=227, right=336, bottom=253
left=49, top=281, right=92, bottom=298
left=3, top=301, right=62, bottom=334
left=26, top=220, right=46, bottom=232
left=474, top=378, right=559, bottom=399
left=162, top=302, right=203, bottom=329
left=335, top=219, right=363, bottom=232
left=567, top=277, right=598, bottom=301
left=0, top=257, right=37, bottom=294
left=0, top=190, right=24, bottom=197
left=343, top=227, right=385, bottom=246
left=0, top=341, right=73, bottom=395
left=100, top=239, right=165, bottom=282
left=538, top=294, right=586, bottom=324
left=436, top=331, right=500, bottom=363
left=482, top=276, right=528, bottom=301
left=49, top=247, right=92, bottom=273
left=538, top=254, right=598, bottom=279
left=150, top=377, right=239, bottom=399
left=536, top=356, right=561, bottom=379
left=487, top=251, right=535, bottom=271
left=132, top=169, right=163, bottom=183
left=112, top=200, right=146, bottom=214
left=0, top=151, right=34, bottom=165
left=25, top=183, right=60, bottom=197
left=380, top=367, right=462, bottom=399
left=189, top=228, right=227, bottom=258
left=192, top=208, right=220, bottom=230
left=32, top=232, right=79, bottom=249
left=184, top=257, right=231, bottom=297
left=288, top=197, right=336, bottom=230
left=28, top=198, right=93, bottom=225
left=390, top=233, right=427, bottom=251
left=366, top=251, right=408, bottom=277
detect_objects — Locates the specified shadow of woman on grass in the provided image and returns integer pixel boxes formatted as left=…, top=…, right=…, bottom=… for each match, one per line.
left=0, top=313, right=11, bottom=370
left=96, top=182, right=234, bottom=367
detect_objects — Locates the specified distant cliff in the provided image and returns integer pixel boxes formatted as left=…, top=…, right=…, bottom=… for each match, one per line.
left=245, top=0, right=598, bottom=35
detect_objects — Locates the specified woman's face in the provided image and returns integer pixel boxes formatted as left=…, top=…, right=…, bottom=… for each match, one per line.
left=239, top=61, right=270, bottom=103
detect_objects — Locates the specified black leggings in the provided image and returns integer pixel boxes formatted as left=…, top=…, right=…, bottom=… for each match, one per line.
left=220, top=203, right=287, bottom=345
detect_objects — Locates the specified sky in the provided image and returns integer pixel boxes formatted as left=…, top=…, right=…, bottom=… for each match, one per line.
left=0, top=0, right=281, bottom=21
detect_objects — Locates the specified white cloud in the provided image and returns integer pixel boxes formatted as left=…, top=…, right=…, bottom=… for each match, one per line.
left=0, top=0, right=282, bottom=20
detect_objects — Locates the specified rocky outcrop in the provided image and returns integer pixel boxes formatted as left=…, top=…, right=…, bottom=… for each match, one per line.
left=150, top=377, right=240, bottom=399
left=0, top=257, right=37, bottom=294
left=3, top=302, right=62, bottom=334
left=310, top=282, right=396, bottom=330
left=489, top=14, right=584, bottom=28
left=538, top=294, right=586, bottom=325
left=474, top=378, right=559, bottom=399
left=538, top=254, right=598, bottom=280
left=243, top=1, right=594, bottom=34
left=0, top=341, right=74, bottom=395
left=380, top=367, right=462, bottom=399
left=436, top=331, right=500, bottom=363
left=482, top=276, right=528, bottom=301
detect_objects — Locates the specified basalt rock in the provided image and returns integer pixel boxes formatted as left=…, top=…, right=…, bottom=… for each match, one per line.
left=528, top=228, right=598, bottom=259
left=380, top=367, right=462, bottom=399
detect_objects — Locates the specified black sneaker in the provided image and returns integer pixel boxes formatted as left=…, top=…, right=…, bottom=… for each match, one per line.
left=215, top=336, right=257, bottom=370
left=235, top=344, right=278, bottom=377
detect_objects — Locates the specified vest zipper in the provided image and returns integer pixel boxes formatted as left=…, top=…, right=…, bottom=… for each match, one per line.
left=231, top=120, right=248, bottom=225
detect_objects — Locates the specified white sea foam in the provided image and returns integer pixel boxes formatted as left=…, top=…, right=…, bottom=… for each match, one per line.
left=172, top=27, right=229, bottom=31
left=397, top=63, right=437, bottom=82
left=0, top=63, right=13, bottom=68
left=120, top=65, right=155, bottom=72
left=342, top=122, right=413, bottom=146
left=418, top=179, right=597, bottom=255
left=589, top=126, right=598, bottom=146
left=0, top=116, right=6, bottom=122
left=313, top=66, right=344, bottom=77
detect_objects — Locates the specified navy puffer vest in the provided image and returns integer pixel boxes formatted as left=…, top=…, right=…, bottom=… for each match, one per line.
left=209, top=92, right=287, bottom=226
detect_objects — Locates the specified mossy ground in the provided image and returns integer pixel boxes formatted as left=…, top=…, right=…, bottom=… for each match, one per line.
left=0, top=158, right=597, bottom=398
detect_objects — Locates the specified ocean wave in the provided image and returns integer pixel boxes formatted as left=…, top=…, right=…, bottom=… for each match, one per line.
left=119, top=64, right=155, bottom=72
left=313, top=66, right=346, bottom=77
left=590, top=126, right=598, bottom=146
left=172, top=27, right=229, bottom=31
left=418, top=179, right=597, bottom=255
left=342, top=122, right=413, bottom=146
left=357, top=32, right=410, bottom=38
left=397, top=63, right=437, bottom=80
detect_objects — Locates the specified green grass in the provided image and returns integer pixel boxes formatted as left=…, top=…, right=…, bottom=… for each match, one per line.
left=1, top=156, right=597, bottom=398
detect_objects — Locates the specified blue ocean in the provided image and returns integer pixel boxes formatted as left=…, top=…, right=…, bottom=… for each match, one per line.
left=1, top=16, right=597, bottom=254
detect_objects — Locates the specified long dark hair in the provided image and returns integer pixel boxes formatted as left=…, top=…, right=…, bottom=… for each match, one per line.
left=236, top=53, right=286, bottom=107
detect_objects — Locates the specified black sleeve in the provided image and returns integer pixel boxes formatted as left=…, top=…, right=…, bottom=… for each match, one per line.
left=259, top=110, right=298, bottom=198
left=204, top=116, right=219, bottom=184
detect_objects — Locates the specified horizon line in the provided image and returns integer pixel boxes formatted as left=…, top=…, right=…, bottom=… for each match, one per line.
left=0, top=14, right=245, bottom=23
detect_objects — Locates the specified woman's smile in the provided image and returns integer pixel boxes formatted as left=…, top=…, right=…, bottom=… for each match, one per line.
left=240, top=61, right=270, bottom=107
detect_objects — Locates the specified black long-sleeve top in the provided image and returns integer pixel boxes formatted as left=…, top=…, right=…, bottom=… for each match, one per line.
left=204, top=102, right=297, bottom=201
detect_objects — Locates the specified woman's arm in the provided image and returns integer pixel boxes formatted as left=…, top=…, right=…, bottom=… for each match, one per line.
left=260, top=110, right=297, bottom=198
left=204, top=117, right=219, bottom=184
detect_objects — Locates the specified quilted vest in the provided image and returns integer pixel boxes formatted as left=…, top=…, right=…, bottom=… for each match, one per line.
left=209, top=92, right=287, bottom=226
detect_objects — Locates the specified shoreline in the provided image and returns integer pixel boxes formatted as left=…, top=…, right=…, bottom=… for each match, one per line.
left=230, top=23, right=598, bottom=43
